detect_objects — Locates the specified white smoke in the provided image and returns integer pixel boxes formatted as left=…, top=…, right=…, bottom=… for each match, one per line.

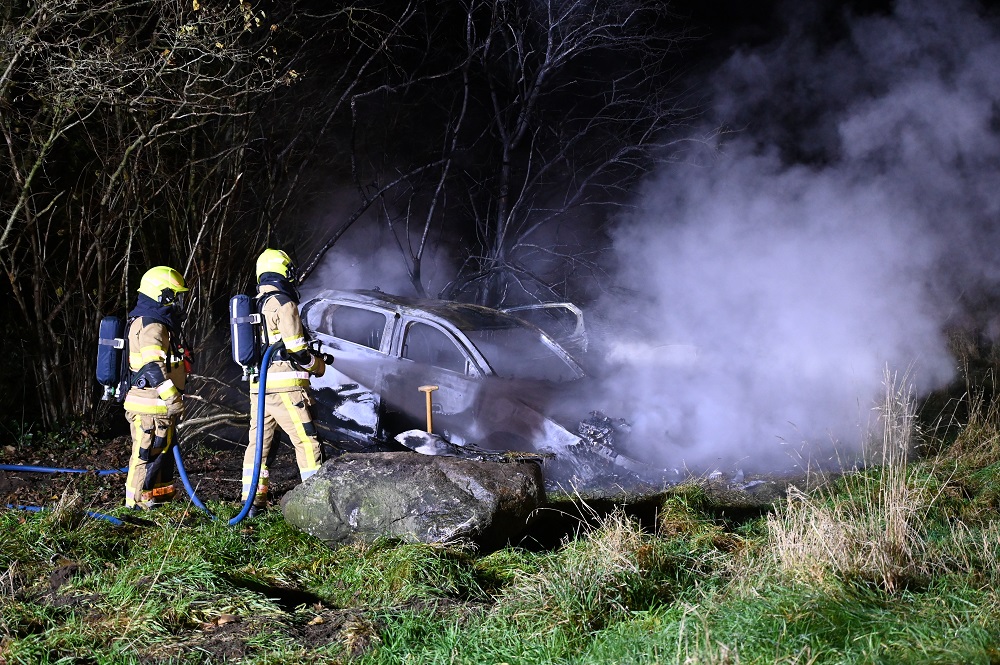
left=596, top=0, right=1000, bottom=472
left=301, top=198, right=457, bottom=301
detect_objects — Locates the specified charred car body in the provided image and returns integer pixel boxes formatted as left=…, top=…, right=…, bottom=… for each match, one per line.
left=299, top=289, right=656, bottom=491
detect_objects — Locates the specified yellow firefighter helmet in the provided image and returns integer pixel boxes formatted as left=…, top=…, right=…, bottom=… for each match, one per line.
left=256, top=248, right=297, bottom=283
left=138, top=266, right=188, bottom=304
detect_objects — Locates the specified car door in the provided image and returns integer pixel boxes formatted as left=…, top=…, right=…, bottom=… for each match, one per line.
left=502, top=303, right=587, bottom=354
left=379, top=317, right=481, bottom=444
left=301, top=299, right=396, bottom=445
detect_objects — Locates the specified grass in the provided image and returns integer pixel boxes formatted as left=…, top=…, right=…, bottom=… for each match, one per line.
left=5, top=381, right=1000, bottom=663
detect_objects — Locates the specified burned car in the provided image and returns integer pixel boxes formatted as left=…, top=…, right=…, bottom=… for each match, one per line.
left=299, top=289, right=656, bottom=490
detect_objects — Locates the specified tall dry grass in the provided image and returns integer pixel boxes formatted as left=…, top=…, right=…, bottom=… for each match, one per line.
left=495, top=508, right=646, bottom=632
left=939, top=388, right=1000, bottom=469
left=767, top=374, right=944, bottom=591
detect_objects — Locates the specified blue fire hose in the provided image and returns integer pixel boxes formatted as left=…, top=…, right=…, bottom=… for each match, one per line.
left=172, top=445, right=213, bottom=515
left=0, top=464, right=127, bottom=475
left=1, top=464, right=127, bottom=524
left=3, top=503, right=124, bottom=526
left=1, top=459, right=198, bottom=525
left=169, top=341, right=277, bottom=525
left=4, top=343, right=277, bottom=526
left=228, top=341, right=278, bottom=524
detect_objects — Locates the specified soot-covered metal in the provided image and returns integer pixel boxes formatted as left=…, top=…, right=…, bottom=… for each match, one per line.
left=300, top=289, right=661, bottom=492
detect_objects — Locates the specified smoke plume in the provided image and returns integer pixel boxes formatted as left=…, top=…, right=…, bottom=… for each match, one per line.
left=301, top=196, right=457, bottom=301
left=596, top=0, right=1000, bottom=472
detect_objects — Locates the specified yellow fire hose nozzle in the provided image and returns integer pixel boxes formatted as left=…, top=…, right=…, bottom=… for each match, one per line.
left=418, top=385, right=439, bottom=433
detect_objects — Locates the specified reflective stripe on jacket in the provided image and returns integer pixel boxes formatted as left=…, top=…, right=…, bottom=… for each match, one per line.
left=126, top=318, right=187, bottom=396
left=250, top=285, right=312, bottom=393
left=123, top=389, right=170, bottom=415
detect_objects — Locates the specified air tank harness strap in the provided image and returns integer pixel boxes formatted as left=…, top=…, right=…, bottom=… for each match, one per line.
left=131, top=362, right=166, bottom=389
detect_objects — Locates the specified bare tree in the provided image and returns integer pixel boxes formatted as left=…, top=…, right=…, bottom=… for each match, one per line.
left=259, top=1, right=426, bottom=284
left=303, top=0, right=702, bottom=306
left=0, top=0, right=285, bottom=425
left=0, top=0, right=441, bottom=429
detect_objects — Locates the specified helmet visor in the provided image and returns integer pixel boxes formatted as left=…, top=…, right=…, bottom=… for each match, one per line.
left=159, top=288, right=187, bottom=308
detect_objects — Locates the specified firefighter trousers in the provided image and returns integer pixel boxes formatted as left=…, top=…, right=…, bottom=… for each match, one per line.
left=242, top=389, right=322, bottom=506
left=124, top=411, right=177, bottom=509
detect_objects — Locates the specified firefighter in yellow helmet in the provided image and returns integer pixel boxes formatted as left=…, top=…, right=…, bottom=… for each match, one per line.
left=123, top=266, right=190, bottom=509
left=241, top=249, right=327, bottom=516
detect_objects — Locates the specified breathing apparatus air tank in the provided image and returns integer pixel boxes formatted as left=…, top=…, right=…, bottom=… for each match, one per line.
left=96, top=316, right=126, bottom=401
left=229, top=294, right=261, bottom=380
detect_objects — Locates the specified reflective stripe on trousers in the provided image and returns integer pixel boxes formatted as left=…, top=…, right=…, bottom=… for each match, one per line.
left=241, top=388, right=321, bottom=504
left=124, top=411, right=177, bottom=509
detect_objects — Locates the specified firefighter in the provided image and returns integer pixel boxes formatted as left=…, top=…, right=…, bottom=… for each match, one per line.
left=241, top=248, right=327, bottom=516
left=122, top=266, right=190, bottom=509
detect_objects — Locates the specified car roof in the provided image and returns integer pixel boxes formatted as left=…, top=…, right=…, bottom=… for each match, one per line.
left=304, top=288, right=528, bottom=331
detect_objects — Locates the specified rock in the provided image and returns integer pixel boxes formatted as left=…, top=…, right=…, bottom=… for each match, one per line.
left=280, top=452, right=544, bottom=550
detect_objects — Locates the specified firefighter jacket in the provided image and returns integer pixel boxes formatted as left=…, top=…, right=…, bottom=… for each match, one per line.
left=122, top=315, right=187, bottom=416
left=250, top=283, right=325, bottom=394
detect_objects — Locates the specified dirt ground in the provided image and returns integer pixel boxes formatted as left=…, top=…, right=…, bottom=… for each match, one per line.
left=0, top=428, right=344, bottom=514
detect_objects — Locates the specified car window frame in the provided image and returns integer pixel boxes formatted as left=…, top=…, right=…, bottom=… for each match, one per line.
left=303, top=299, right=395, bottom=355
left=502, top=302, right=585, bottom=341
left=392, top=316, right=484, bottom=377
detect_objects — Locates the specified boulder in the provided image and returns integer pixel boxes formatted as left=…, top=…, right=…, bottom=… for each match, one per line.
left=280, top=452, right=544, bottom=550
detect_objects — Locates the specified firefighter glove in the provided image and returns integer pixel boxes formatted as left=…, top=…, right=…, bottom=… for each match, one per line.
left=165, top=393, right=185, bottom=419
left=309, top=352, right=326, bottom=378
